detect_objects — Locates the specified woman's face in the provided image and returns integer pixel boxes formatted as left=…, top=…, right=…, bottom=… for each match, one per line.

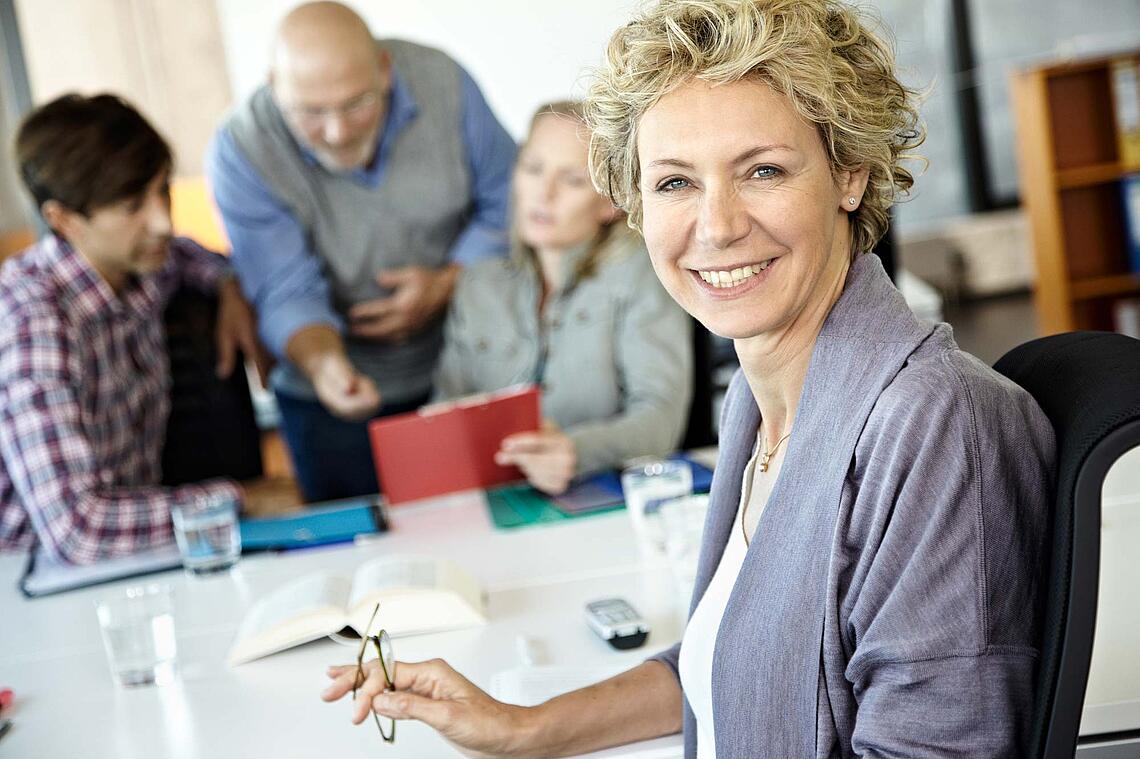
left=514, top=114, right=613, bottom=253
left=637, top=78, right=867, bottom=341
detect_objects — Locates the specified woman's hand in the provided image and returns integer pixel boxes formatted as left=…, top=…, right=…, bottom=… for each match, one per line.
left=495, top=422, right=577, bottom=494
left=322, top=658, right=535, bottom=758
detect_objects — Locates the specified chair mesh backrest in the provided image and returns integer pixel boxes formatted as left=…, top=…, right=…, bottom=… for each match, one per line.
left=161, top=287, right=263, bottom=485
left=994, top=331, right=1140, bottom=757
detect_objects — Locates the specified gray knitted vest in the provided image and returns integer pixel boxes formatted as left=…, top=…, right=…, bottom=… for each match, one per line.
left=226, top=39, right=468, bottom=404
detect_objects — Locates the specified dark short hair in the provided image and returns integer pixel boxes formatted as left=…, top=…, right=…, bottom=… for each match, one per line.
left=15, top=93, right=173, bottom=216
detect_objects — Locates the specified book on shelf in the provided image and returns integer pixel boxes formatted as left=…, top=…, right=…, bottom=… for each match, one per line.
left=1114, top=299, right=1140, bottom=339
left=1123, top=173, right=1140, bottom=274
left=227, top=554, right=486, bottom=665
left=1112, top=57, right=1140, bottom=168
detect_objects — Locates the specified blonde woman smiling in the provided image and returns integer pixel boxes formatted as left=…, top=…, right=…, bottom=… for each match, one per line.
left=434, top=101, right=692, bottom=495
left=325, top=2, right=1053, bottom=755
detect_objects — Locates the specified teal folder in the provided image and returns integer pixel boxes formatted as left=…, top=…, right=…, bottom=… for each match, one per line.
left=239, top=498, right=387, bottom=551
left=485, top=455, right=713, bottom=530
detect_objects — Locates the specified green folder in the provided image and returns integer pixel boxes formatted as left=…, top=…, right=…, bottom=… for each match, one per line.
left=484, top=483, right=624, bottom=529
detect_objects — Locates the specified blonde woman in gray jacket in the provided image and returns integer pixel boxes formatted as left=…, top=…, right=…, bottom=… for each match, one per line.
left=326, top=2, right=1053, bottom=756
left=434, top=101, right=693, bottom=495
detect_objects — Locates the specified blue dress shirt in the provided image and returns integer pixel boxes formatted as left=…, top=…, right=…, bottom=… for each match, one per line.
left=206, top=67, right=516, bottom=360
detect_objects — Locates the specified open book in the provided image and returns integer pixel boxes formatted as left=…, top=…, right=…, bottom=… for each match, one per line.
left=227, top=555, right=486, bottom=665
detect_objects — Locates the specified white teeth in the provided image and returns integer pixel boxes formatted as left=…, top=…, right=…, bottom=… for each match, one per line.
left=696, top=259, right=773, bottom=288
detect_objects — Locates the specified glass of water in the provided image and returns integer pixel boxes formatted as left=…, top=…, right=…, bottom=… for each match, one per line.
left=95, top=584, right=178, bottom=687
left=621, top=459, right=693, bottom=559
left=171, top=493, right=241, bottom=575
left=660, top=493, right=711, bottom=607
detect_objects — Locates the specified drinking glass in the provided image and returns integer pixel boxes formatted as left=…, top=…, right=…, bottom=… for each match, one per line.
left=660, top=493, right=711, bottom=606
left=171, top=494, right=241, bottom=575
left=621, top=459, right=693, bottom=558
left=95, top=584, right=178, bottom=687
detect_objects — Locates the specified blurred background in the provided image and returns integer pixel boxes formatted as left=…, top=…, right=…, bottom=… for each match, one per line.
left=2, top=0, right=1139, bottom=366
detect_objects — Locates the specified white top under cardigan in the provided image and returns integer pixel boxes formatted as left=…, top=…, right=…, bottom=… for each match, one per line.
left=678, top=431, right=786, bottom=758
left=650, top=255, right=1053, bottom=758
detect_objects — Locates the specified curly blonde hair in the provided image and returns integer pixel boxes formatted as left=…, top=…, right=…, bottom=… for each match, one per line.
left=584, top=0, right=924, bottom=256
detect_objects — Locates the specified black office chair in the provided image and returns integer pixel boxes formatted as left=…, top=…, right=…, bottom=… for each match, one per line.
left=161, top=287, right=263, bottom=485
left=682, top=319, right=716, bottom=449
left=994, top=331, right=1140, bottom=758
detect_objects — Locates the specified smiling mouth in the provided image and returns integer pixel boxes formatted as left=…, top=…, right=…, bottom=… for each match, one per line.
left=695, top=258, right=775, bottom=288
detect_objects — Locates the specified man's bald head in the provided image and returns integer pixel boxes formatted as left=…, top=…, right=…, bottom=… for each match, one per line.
left=272, top=2, right=378, bottom=81
left=270, top=2, right=391, bottom=172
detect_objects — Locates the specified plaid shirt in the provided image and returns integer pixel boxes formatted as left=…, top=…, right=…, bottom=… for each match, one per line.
left=0, top=235, right=242, bottom=563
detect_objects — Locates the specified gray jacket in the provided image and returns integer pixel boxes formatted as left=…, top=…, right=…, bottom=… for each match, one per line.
left=435, top=227, right=692, bottom=474
left=652, top=253, right=1055, bottom=757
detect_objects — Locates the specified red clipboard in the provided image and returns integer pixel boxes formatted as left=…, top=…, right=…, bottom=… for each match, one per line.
left=368, top=385, right=541, bottom=505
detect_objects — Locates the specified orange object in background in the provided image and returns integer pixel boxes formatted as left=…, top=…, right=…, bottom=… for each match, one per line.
left=0, top=228, right=35, bottom=264
left=2, top=176, right=227, bottom=263
left=170, top=176, right=230, bottom=254
left=369, top=386, right=541, bottom=505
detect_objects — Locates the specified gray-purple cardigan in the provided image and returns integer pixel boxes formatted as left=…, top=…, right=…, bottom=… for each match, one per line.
left=652, top=253, right=1055, bottom=757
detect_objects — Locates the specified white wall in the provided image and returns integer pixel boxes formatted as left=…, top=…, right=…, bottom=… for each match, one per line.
left=213, top=0, right=1140, bottom=231
left=0, top=68, right=33, bottom=233
left=214, top=0, right=640, bottom=140
left=14, top=0, right=232, bottom=177
left=207, top=0, right=986, bottom=230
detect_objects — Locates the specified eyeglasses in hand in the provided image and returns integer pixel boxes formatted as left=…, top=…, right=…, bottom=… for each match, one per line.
left=353, top=603, right=396, bottom=743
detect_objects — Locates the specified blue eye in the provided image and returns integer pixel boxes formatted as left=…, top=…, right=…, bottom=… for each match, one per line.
left=656, top=177, right=690, bottom=193
left=752, top=165, right=780, bottom=179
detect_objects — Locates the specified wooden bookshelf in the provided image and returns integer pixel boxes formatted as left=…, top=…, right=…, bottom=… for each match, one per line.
left=1012, top=52, right=1140, bottom=335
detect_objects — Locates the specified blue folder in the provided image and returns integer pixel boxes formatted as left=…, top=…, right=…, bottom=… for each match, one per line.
left=239, top=497, right=387, bottom=552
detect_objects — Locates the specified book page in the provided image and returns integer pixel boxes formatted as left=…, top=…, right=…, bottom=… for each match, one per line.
left=348, top=555, right=439, bottom=608
left=227, top=572, right=352, bottom=665
left=346, top=555, right=486, bottom=637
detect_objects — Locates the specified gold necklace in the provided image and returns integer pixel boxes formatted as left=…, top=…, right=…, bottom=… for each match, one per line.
left=758, top=430, right=792, bottom=473
left=742, top=428, right=792, bottom=546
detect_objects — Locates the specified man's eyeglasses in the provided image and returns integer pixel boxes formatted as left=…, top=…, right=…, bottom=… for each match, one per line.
left=281, top=90, right=383, bottom=129
left=353, top=603, right=396, bottom=743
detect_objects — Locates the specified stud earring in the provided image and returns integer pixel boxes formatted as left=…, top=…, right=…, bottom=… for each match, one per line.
left=848, top=197, right=857, bottom=206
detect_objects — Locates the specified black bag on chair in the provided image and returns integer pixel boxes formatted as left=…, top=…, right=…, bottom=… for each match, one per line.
left=161, top=287, right=263, bottom=485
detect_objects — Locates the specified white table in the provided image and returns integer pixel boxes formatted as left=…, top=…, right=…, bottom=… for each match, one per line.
left=0, top=491, right=687, bottom=758
left=3, top=475, right=1138, bottom=757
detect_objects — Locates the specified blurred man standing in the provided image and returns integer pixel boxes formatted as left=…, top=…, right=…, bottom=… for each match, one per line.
left=208, top=1, right=515, bottom=501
